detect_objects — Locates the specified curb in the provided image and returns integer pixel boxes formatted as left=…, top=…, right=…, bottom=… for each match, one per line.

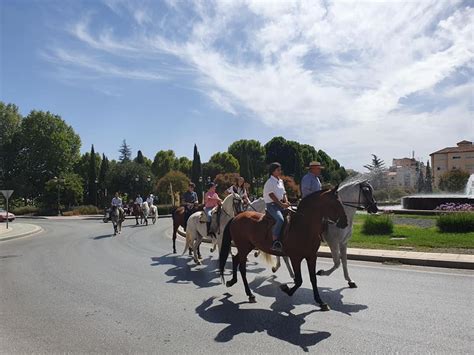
left=0, top=225, right=43, bottom=242
left=316, top=250, right=473, bottom=270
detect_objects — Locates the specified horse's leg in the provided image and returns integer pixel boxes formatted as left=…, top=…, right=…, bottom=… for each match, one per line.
left=283, top=256, right=295, bottom=279
left=317, top=237, right=341, bottom=276
left=135, top=215, right=139, bottom=225
left=280, top=257, right=302, bottom=296
left=226, top=254, right=239, bottom=288
left=197, top=243, right=202, bottom=260
left=340, top=243, right=357, bottom=288
left=238, top=251, right=256, bottom=303
left=193, top=235, right=202, bottom=264
left=271, top=256, right=281, bottom=273
left=172, top=223, right=177, bottom=254
left=307, top=256, right=329, bottom=311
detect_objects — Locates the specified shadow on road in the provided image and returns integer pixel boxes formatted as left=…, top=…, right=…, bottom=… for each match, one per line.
left=150, top=254, right=266, bottom=289
left=195, top=293, right=330, bottom=352
left=92, top=234, right=114, bottom=240
left=249, top=275, right=368, bottom=316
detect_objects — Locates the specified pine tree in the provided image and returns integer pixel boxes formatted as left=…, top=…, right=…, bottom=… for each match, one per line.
left=87, top=145, right=98, bottom=205
left=364, top=154, right=387, bottom=189
left=191, top=144, right=203, bottom=202
left=424, top=161, right=433, bottom=193
left=118, top=139, right=132, bottom=163
left=135, top=150, right=145, bottom=164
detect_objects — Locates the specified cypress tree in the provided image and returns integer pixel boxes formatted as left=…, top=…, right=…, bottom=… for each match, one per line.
left=416, top=162, right=425, bottom=193
left=425, top=161, right=433, bottom=193
left=98, top=154, right=109, bottom=207
left=191, top=144, right=203, bottom=202
left=88, top=145, right=98, bottom=205
left=135, top=150, right=145, bottom=164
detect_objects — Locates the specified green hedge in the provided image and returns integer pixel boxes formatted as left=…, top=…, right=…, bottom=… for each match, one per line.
left=436, top=213, right=474, bottom=233
left=362, top=215, right=394, bottom=235
left=62, top=205, right=101, bottom=216
left=157, top=205, right=175, bottom=215
left=12, top=206, right=39, bottom=215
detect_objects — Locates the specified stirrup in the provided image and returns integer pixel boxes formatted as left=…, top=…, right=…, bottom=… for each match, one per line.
left=271, top=240, right=283, bottom=252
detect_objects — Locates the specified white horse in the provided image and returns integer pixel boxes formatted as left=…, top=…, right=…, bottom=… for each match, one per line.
left=183, top=193, right=244, bottom=265
left=272, top=180, right=378, bottom=287
left=246, top=197, right=266, bottom=213
left=149, top=204, right=158, bottom=224
left=141, top=201, right=150, bottom=226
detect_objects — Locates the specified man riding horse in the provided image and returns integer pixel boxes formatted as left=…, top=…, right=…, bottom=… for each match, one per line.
left=181, top=182, right=199, bottom=230
left=111, top=192, right=125, bottom=222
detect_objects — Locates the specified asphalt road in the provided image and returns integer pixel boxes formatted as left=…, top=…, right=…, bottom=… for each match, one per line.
left=1, top=218, right=473, bottom=353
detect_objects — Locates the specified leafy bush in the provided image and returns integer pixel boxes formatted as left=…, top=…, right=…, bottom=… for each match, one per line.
left=438, top=169, right=470, bottom=193
left=437, top=213, right=474, bottom=233
left=63, top=205, right=100, bottom=216
left=362, top=215, right=394, bottom=235
left=157, top=205, right=174, bottom=215
left=12, top=206, right=39, bottom=215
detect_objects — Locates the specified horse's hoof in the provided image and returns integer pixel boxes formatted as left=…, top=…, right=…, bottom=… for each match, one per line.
left=226, top=279, right=237, bottom=288
left=348, top=282, right=358, bottom=288
left=271, top=267, right=277, bottom=273
left=173, top=249, right=177, bottom=254
left=249, top=296, right=256, bottom=303
left=316, top=269, right=324, bottom=276
left=319, top=303, right=330, bottom=312
left=280, top=284, right=290, bottom=295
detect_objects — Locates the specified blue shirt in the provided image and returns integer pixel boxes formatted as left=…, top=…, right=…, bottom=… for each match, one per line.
left=301, top=173, right=321, bottom=198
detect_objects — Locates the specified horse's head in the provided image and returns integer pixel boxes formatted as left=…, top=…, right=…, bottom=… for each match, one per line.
left=222, top=193, right=244, bottom=216
left=323, top=186, right=348, bottom=229
left=360, top=181, right=378, bottom=214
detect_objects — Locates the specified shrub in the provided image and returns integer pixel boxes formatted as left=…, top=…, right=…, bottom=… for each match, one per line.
left=66, top=205, right=100, bottom=215
left=157, top=205, right=174, bottom=215
left=362, top=215, right=393, bottom=235
left=436, top=213, right=474, bottom=233
left=12, top=206, right=39, bottom=215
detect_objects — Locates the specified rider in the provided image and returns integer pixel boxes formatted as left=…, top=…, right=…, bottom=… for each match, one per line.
left=263, top=162, right=290, bottom=252
left=146, top=194, right=155, bottom=206
left=204, top=182, right=222, bottom=236
left=226, top=176, right=250, bottom=206
left=135, top=193, right=143, bottom=206
left=111, top=192, right=125, bottom=221
left=300, top=161, right=323, bottom=198
left=182, top=183, right=199, bottom=230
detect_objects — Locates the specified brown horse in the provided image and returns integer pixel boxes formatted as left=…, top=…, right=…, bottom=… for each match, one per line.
left=171, top=204, right=204, bottom=254
left=132, top=203, right=143, bottom=225
left=219, top=187, right=348, bottom=310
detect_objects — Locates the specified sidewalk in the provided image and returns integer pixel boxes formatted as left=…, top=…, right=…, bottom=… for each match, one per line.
left=0, top=223, right=43, bottom=242
left=317, top=246, right=473, bottom=270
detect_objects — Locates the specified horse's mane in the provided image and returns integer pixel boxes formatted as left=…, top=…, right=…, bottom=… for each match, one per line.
left=297, top=188, right=331, bottom=213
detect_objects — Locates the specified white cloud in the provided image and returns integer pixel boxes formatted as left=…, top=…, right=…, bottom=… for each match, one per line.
left=48, top=0, right=473, bottom=169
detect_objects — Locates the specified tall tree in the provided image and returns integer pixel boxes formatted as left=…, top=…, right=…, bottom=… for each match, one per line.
left=416, top=162, right=425, bottom=193
left=118, top=139, right=132, bottom=163
left=0, top=102, right=22, bottom=187
left=424, top=161, right=433, bottom=193
left=98, top=154, right=109, bottom=207
left=151, top=150, right=177, bottom=179
left=364, top=154, right=387, bottom=189
left=228, top=139, right=266, bottom=180
left=9, top=110, right=81, bottom=201
left=135, top=150, right=145, bottom=164
left=208, top=152, right=240, bottom=176
left=191, top=144, right=203, bottom=202
left=87, top=145, right=99, bottom=205
left=175, top=156, right=192, bottom=177
left=264, top=137, right=304, bottom=182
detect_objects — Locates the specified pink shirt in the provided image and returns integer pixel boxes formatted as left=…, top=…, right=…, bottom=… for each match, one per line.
left=205, top=191, right=220, bottom=208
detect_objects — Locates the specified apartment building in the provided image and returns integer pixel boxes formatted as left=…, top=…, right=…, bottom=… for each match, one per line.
left=430, top=140, right=474, bottom=186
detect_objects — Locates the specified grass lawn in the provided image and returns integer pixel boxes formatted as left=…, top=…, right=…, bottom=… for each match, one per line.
left=347, top=224, right=474, bottom=253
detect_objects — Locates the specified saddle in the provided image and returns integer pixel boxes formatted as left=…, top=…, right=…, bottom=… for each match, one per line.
left=261, top=209, right=293, bottom=244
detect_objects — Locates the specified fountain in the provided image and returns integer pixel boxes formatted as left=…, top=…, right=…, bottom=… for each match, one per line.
left=401, top=174, right=474, bottom=211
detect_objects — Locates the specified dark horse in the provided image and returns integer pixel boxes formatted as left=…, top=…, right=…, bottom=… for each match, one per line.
left=171, top=204, right=204, bottom=254
left=132, top=203, right=143, bottom=225
left=219, top=187, right=348, bottom=311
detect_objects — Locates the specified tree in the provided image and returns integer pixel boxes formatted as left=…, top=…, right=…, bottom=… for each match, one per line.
left=363, top=154, right=387, bottom=189
left=416, top=163, right=425, bottom=193
left=108, top=162, right=153, bottom=200
left=118, top=139, right=132, bottom=163
left=135, top=150, right=145, bottom=164
left=155, top=171, right=189, bottom=205
left=438, top=169, right=470, bottom=193
left=202, top=162, right=223, bottom=181
left=175, top=156, right=192, bottom=177
left=151, top=150, right=177, bottom=179
left=425, top=161, right=433, bottom=193
left=191, top=144, right=203, bottom=202
left=214, top=173, right=241, bottom=195
left=44, top=173, right=84, bottom=210
left=87, top=145, right=99, bottom=205
left=98, top=154, right=109, bottom=207
left=264, top=137, right=304, bottom=182
left=228, top=139, right=266, bottom=180
left=9, top=110, right=81, bottom=202
left=0, top=102, right=22, bottom=187
left=208, top=152, right=240, bottom=176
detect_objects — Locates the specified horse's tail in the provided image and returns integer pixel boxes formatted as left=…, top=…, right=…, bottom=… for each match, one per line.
left=219, top=218, right=234, bottom=284
left=182, top=225, right=193, bottom=255
left=260, top=251, right=274, bottom=266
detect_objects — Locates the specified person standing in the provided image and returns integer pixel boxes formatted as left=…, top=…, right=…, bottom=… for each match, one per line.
left=263, top=162, right=290, bottom=252
left=300, top=161, right=324, bottom=198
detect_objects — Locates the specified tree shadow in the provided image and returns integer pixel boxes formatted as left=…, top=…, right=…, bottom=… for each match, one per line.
left=150, top=254, right=266, bottom=289
left=250, top=275, right=368, bottom=316
left=195, top=293, right=331, bottom=352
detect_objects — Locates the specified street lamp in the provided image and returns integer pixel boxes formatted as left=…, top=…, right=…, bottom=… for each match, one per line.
left=54, top=176, right=65, bottom=216
left=147, top=175, right=151, bottom=195
left=94, top=179, right=98, bottom=206
left=199, top=176, right=203, bottom=202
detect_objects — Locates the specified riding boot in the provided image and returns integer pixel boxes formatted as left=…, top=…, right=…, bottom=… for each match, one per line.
left=206, top=222, right=211, bottom=236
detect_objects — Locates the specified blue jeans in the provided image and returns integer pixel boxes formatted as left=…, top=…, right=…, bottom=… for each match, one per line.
left=266, top=203, right=284, bottom=239
left=204, top=207, right=213, bottom=222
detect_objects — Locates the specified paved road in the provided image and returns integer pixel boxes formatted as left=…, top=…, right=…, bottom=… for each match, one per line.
left=1, top=219, right=472, bottom=353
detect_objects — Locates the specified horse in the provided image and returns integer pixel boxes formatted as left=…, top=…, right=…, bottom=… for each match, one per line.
left=132, top=203, right=143, bottom=225
left=171, top=204, right=204, bottom=254
left=141, top=201, right=150, bottom=226
left=110, top=206, right=122, bottom=236
left=246, top=197, right=265, bottom=213
left=149, top=204, right=158, bottom=224
left=183, top=193, right=244, bottom=265
left=219, top=187, right=348, bottom=310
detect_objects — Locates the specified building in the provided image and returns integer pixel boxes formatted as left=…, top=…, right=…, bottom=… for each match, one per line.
left=386, top=157, right=420, bottom=190
left=430, top=140, right=474, bottom=186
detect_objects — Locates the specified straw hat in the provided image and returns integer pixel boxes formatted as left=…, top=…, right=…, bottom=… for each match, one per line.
left=308, top=161, right=324, bottom=169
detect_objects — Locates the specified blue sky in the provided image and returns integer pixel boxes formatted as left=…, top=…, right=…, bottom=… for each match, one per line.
left=1, top=0, right=473, bottom=170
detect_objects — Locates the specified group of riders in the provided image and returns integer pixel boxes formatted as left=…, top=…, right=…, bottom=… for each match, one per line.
left=110, top=192, right=155, bottom=221
left=181, top=160, right=325, bottom=253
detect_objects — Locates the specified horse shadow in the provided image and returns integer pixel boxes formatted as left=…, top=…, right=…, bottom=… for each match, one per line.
left=150, top=254, right=266, bottom=289
left=195, top=293, right=331, bottom=352
left=91, top=234, right=114, bottom=240
left=249, top=275, right=368, bottom=316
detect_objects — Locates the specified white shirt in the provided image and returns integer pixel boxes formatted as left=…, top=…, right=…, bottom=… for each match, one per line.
left=263, top=176, right=286, bottom=204
left=146, top=197, right=154, bottom=206
left=226, top=186, right=248, bottom=199
left=111, top=197, right=122, bottom=207
left=135, top=197, right=143, bottom=205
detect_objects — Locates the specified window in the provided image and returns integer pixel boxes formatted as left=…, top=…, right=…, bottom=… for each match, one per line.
left=437, top=167, right=441, bottom=170
left=452, top=156, right=461, bottom=159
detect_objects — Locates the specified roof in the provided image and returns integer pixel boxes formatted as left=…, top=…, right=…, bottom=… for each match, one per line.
left=430, top=141, right=474, bottom=155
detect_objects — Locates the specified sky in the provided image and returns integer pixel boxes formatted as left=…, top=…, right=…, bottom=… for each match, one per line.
left=1, top=0, right=473, bottom=171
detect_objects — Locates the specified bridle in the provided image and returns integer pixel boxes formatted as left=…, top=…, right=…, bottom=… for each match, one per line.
left=341, top=182, right=378, bottom=212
